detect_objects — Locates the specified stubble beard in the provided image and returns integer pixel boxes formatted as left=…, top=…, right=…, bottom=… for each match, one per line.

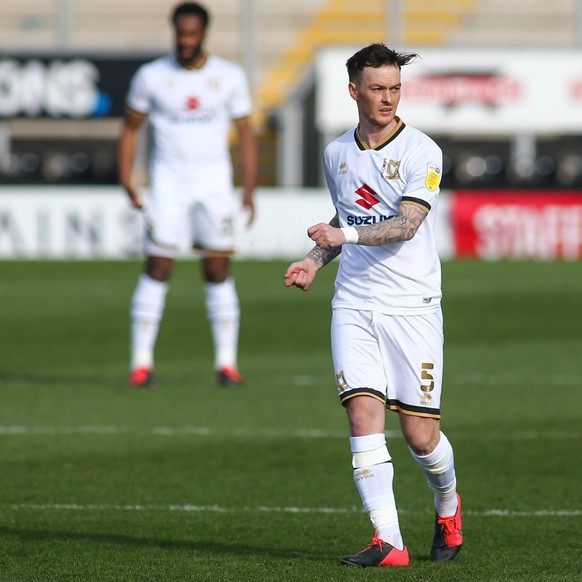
left=177, top=44, right=203, bottom=68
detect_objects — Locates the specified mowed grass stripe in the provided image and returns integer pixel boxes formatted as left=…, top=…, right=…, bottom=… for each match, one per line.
left=0, top=425, right=580, bottom=439
left=1, top=261, right=581, bottom=581
left=4, top=503, right=582, bottom=518
left=4, top=373, right=582, bottom=387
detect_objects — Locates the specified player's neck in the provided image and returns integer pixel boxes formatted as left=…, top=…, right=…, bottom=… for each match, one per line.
left=357, top=118, right=398, bottom=149
left=178, top=52, right=208, bottom=70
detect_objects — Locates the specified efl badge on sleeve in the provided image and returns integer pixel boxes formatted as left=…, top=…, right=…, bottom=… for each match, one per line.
left=425, top=163, right=442, bottom=191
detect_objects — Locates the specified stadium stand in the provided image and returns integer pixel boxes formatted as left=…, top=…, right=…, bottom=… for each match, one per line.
left=258, top=0, right=476, bottom=110
left=448, top=0, right=577, bottom=47
left=1, top=0, right=578, bottom=109
left=0, top=0, right=579, bottom=186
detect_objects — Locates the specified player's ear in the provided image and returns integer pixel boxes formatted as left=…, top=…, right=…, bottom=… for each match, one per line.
left=348, top=81, right=358, bottom=102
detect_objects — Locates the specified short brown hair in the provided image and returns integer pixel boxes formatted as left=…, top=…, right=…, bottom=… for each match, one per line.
left=346, top=43, right=418, bottom=82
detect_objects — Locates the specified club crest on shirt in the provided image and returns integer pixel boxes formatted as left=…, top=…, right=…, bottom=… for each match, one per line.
left=338, top=162, right=348, bottom=175
left=425, top=163, right=442, bottom=191
left=208, top=78, right=221, bottom=92
left=381, top=158, right=401, bottom=181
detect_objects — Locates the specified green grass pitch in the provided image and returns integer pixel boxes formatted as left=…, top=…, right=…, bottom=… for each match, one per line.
left=0, top=259, right=581, bottom=581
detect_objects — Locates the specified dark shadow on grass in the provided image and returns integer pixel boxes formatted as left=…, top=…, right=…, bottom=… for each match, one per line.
left=0, top=526, right=325, bottom=562
left=0, top=372, right=216, bottom=391
left=412, top=554, right=433, bottom=563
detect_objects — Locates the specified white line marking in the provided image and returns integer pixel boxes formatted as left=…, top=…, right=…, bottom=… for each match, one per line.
left=2, top=503, right=581, bottom=517
left=0, top=426, right=124, bottom=435
left=0, top=426, right=348, bottom=438
left=0, top=426, right=580, bottom=440
left=479, top=509, right=582, bottom=517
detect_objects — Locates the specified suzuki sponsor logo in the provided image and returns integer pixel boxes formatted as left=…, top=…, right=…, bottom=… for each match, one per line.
left=346, top=214, right=392, bottom=226
left=354, top=183, right=380, bottom=210
left=185, top=95, right=201, bottom=110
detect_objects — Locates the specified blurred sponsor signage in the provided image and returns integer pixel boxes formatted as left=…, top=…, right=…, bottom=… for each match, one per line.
left=2, top=186, right=580, bottom=260
left=452, top=191, right=582, bottom=259
left=0, top=187, right=339, bottom=259
left=0, top=55, right=158, bottom=119
left=316, top=48, right=582, bottom=135
left=0, top=188, right=143, bottom=257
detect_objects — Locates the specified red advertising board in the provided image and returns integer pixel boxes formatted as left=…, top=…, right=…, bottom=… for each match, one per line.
left=452, top=191, right=582, bottom=260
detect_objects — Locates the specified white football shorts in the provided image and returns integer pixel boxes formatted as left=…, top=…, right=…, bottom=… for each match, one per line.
left=331, top=307, right=444, bottom=419
left=142, top=168, right=237, bottom=258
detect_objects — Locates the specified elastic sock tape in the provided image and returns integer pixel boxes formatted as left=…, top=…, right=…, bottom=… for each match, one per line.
left=352, top=445, right=391, bottom=469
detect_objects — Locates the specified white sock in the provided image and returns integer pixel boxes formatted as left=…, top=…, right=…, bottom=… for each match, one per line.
left=409, top=431, right=458, bottom=517
left=350, top=434, right=403, bottom=550
left=204, top=277, right=240, bottom=369
left=130, top=274, right=169, bottom=370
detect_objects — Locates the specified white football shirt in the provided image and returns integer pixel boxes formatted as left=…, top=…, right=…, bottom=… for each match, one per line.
left=126, top=54, right=252, bottom=179
left=323, top=118, right=443, bottom=314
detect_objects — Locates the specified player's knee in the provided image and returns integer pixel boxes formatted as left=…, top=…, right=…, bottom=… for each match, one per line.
left=401, top=415, right=440, bottom=456
left=202, top=258, right=230, bottom=283
left=411, top=431, right=454, bottom=474
left=204, top=272, right=228, bottom=283
left=146, top=257, right=173, bottom=281
left=346, top=396, right=385, bottom=435
left=406, top=432, right=440, bottom=456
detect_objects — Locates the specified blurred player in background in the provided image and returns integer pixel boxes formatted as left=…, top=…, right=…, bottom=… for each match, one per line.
left=285, top=43, right=462, bottom=567
left=118, top=2, right=258, bottom=388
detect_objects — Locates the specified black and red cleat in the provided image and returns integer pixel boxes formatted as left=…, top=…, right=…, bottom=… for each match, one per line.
left=216, top=366, right=244, bottom=387
left=340, top=537, right=409, bottom=567
left=431, top=493, right=463, bottom=561
left=129, top=367, right=156, bottom=389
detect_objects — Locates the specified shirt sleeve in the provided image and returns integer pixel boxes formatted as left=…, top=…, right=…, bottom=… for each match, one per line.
left=125, top=66, right=150, bottom=115
left=401, top=138, right=443, bottom=211
left=322, top=144, right=338, bottom=208
left=228, top=65, right=253, bottom=120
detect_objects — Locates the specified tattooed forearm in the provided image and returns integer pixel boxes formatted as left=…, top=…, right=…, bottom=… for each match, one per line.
left=355, top=203, right=428, bottom=246
left=306, top=213, right=342, bottom=268
left=306, top=244, right=341, bottom=269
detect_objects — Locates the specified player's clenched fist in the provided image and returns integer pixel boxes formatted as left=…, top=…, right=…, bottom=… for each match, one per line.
left=308, top=223, right=346, bottom=249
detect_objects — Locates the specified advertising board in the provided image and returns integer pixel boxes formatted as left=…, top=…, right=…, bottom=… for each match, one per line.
left=316, top=48, right=582, bottom=136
